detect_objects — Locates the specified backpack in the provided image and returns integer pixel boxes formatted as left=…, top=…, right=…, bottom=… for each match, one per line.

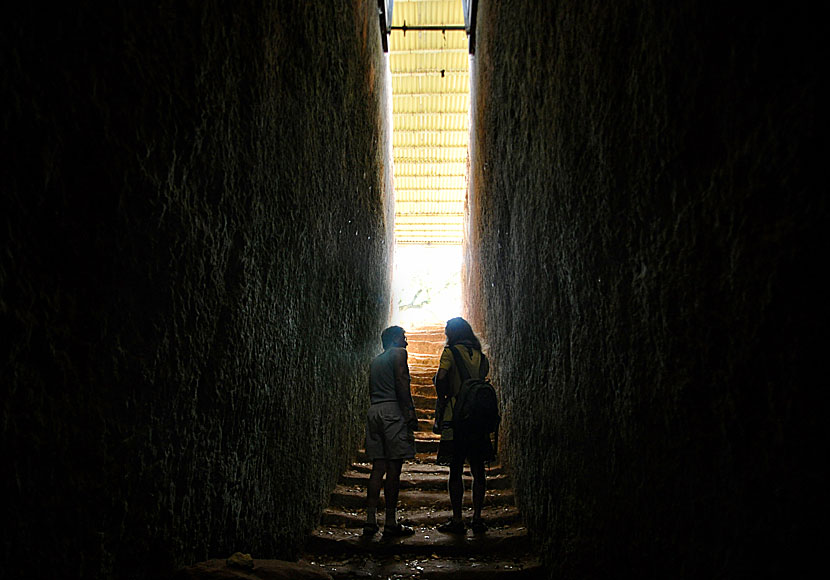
left=448, top=346, right=501, bottom=439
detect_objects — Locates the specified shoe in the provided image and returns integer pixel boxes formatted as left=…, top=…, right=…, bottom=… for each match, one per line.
left=383, top=523, right=415, bottom=537
left=471, top=519, right=488, bottom=534
left=437, top=519, right=466, bottom=534
left=362, top=522, right=379, bottom=536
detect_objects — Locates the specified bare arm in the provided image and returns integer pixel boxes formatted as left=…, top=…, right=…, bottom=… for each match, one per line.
left=392, top=348, right=417, bottom=427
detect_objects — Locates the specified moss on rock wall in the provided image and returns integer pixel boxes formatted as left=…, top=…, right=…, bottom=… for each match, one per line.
left=466, top=1, right=823, bottom=577
left=1, top=1, right=392, bottom=577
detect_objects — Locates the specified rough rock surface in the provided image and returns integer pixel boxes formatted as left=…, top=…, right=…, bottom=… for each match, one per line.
left=465, top=1, right=823, bottom=578
left=176, top=558, right=332, bottom=580
left=1, top=2, right=392, bottom=578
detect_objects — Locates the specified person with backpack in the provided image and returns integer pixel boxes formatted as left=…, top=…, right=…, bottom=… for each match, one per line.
left=363, top=325, right=418, bottom=537
left=433, top=317, right=499, bottom=534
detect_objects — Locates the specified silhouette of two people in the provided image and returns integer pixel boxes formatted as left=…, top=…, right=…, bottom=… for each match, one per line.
left=363, top=318, right=493, bottom=537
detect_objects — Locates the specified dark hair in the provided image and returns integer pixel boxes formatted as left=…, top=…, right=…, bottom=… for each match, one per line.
left=445, top=317, right=481, bottom=350
left=381, top=325, right=405, bottom=350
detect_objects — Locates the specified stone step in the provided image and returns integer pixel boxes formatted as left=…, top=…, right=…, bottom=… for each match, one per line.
left=301, top=554, right=544, bottom=579
left=412, top=384, right=437, bottom=397
left=409, top=365, right=440, bottom=374
left=409, top=353, right=441, bottom=362
left=416, top=412, right=436, bottom=425
left=409, top=348, right=441, bottom=356
left=415, top=409, right=436, bottom=422
left=408, top=341, right=446, bottom=351
left=409, top=332, right=443, bottom=341
left=407, top=334, right=446, bottom=343
left=356, top=440, right=502, bottom=464
left=416, top=407, right=434, bottom=420
left=407, top=324, right=445, bottom=331
left=415, top=432, right=442, bottom=441
left=407, top=326, right=445, bottom=335
left=304, top=522, right=531, bottom=558
left=177, top=558, right=333, bottom=579
left=180, top=553, right=545, bottom=580
left=407, top=327, right=445, bottom=335
left=349, top=461, right=506, bottom=477
left=328, top=485, right=515, bottom=510
left=321, top=505, right=522, bottom=528
left=355, top=451, right=442, bottom=465
left=410, top=372, right=437, bottom=383
left=338, top=470, right=513, bottom=491
left=413, top=382, right=438, bottom=396
left=408, top=349, right=442, bottom=360
left=418, top=438, right=440, bottom=454
left=181, top=553, right=544, bottom=580
left=414, top=393, right=437, bottom=409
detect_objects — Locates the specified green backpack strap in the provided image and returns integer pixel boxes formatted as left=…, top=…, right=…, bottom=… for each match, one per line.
left=448, top=345, right=483, bottom=426
left=448, top=345, right=480, bottom=382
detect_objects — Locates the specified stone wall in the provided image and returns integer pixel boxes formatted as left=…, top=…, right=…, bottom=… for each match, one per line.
left=1, top=1, right=392, bottom=577
left=466, top=1, right=823, bottom=577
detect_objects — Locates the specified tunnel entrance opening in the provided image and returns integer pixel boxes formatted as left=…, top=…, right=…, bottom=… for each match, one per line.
left=391, top=243, right=462, bottom=327
left=387, top=0, right=471, bottom=329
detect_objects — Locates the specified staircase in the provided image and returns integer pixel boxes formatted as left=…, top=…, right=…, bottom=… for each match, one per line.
left=300, top=325, right=543, bottom=578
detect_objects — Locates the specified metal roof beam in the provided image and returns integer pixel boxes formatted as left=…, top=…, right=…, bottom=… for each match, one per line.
left=394, top=160, right=467, bottom=166
left=394, top=187, right=467, bottom=192
left=391, top=25, right=466, bottom=32
left=391, top=70, right=468, bottom=77
left=393, top=92, right=469, bottom=98
left=391, top=48, right=468, bottom=55
left=393, top=129, right=468, bottom=133
left=393, top=112, right=468, bottom=117
left=395, top=145, right=468, bottom=150
left=396, top=214, right=465, bottom=218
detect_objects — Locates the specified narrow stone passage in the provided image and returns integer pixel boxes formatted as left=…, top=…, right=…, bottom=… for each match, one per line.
left=300, top=325, right=544, bottom=578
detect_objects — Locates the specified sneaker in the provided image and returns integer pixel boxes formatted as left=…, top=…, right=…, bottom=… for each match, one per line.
left=362, top=522, right=379, bottom=536
left=471, top=519, right=488, bottom=534
left=383, top=523, right=415, bottom=537
left=437, top=519, right=466, bottom=534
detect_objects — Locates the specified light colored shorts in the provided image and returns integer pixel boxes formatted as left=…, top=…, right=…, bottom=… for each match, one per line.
left=365, top=401, right=416, bottom=461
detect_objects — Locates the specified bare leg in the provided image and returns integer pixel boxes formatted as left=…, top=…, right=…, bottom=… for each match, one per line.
left=367, top=460, right=386, bottom=511
left=470, top=459, right=486, bottom=520
left=380, top=458, right=415, bottom=536
left=448, top=456, right=465, bottom=521
left=384, top=458, right=404, bottom=514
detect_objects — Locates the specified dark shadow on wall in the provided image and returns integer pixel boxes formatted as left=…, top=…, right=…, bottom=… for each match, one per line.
left=1, top=1, right=393, bottom=578
left=465, top=1, right=824, bottom=578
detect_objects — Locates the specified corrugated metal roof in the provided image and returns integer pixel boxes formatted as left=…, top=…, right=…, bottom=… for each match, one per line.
left=390, top=0, right=469, bottom=245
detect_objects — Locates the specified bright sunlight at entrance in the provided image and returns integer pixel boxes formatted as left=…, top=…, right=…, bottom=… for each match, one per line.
left=387, top=0, right=471, bottom=327
left=392, top=245, right=462, bottom=328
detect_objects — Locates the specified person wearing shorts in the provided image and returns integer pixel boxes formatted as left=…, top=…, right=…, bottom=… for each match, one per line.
left=363, top=325, right=417, bottom=537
